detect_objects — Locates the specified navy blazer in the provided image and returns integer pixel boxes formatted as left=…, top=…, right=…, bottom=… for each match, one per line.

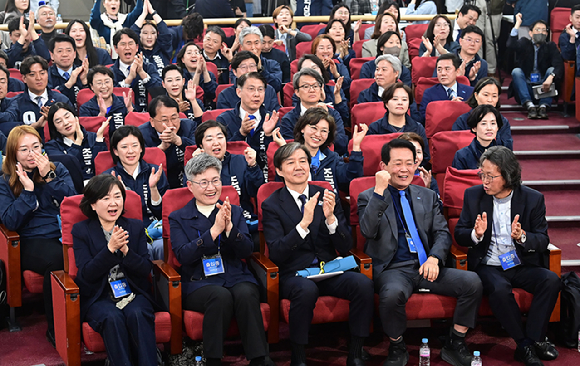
left=452, top=111, right=513, bottom=150
left=169, top=198, right=257, bottom=296
left=291, top=84, right=349, bottom=123
left=262, top=184, right=352, bottom=279
left=452, top=138, right=497, bottom=170
left=454, top=184, right=550, bottom=270
left=360, top=60, right=412, bottom=87
left=559, top=31, right=578, bottom=61
left=262, top=48, right=291, bottom=83
left=48, top=64, right=87, bottom=107
left=216, top=84, right=280, bottom=112
left=419, top=83, right=474, bottom=123
left=110, top=59, right=163, bottom=112
left=0, top=97, right=17, bottom=123
left=228, top=56, right=283, bottom=93
left=8, top=77, right=25, bottom=92
left=358, top=185, right=450, bottom=277
left=79, top=94, right=129, bottom=139
left=72, top=216, right=156, bottom=322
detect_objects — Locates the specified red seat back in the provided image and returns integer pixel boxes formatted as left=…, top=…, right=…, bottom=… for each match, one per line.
left=223, top=27, right=235, bottom=38
left=442, top=166, right=481, bottom=218
left=348, top=133, right=401, bottom=176
left=351, top=102, right=384, bottom=131
left=295, top=41, right=313, bottom=60
left=94, top=147, right=168, bottom=175
left=273, top=43, right=286, bottom=53
left=283, top=82, right=295, bottom=107
left=430, top=130, right=474, bottom=175
left=60, top=191, right=143, bottom=277
left=404, top=24, right=429, bottom=40
left=125, top=111, right=150, bottom=127
left=359, top=23, right=374, bottom=40
left=266, top=140, right=290, bottom=183
left=6, top=91, right=22, bottom=98
left=278, top=106, right=294, bottom=120
left=300, top=24, right=326, bottom=38
left=424, top=101, right=472, bottom=138
left=8, top=68, right=22, bottom=81
left=205, top=62, right=218, bottom=81
left=202, top=108, right=229, bottom=123
left=550, top=7, right=571, bottom=44
left=290, top=59, right=299, bottom=81
left=349, top=78, right=375, bottom=110
left=349, top=57, right=374, bottom=80
left=352, top=40, right=365, bottom=58
left=407, top=38, right=423, bottom=60
left=411, top=57, right=437, bottom=85
left=76, top=88, right=94, bottom=111
left=184, top=141, right=250, bottom=166
left=112, top=87, right=134, bottom=103
left=215, top=84, right=232, bottom=103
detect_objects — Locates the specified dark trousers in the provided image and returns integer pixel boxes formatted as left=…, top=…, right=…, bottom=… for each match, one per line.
left=86, top=293, right=157, bottom=366
left=184, top=282, right=268, bottom=360
left=476, top=264, right=560, bottom=342
left=280, top=271, right=374, bottom=345
left=375, top=261, right=483, bottom=339
left=20, top=237, right=64, bottom=330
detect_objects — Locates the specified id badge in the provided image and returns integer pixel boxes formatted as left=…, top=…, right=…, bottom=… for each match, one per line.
left=405, top=233, right=418, bottom=253
left=110, top=278, right=132, bottom=298
left=530, top=73, right=540, bottom=83
left=202, top=255, right=225, bottom=277
left=499, top=250, right=521, bottom=271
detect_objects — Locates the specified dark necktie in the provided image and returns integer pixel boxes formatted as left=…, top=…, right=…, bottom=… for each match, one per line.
left=456, top=28, right=462, bottom=43
left=399, top=190, right=428, bottom=265
left=447, top=88, right=454, bottom=100
left=299, top=194, right=307, bottom=214
left=36, top=96, right=43, bottom=107
left=63, top=71, right=70, bottom=80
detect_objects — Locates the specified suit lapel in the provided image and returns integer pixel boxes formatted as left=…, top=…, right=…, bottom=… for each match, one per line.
left=481, top=194, right=494, bottom=244
left=308, top=185, right=323, bottom=245
left=408, top=186, right=427, bottom=248
left=279, top=187, right=306, bottom=230
left=384, top=191, right=399, bottom=243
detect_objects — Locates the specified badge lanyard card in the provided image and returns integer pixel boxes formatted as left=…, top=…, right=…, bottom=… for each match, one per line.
left=199, top=230, right=225, bottom=277
left=391, top=195, right=418, bottom=254
left=493, top=222, right=521, bottom=271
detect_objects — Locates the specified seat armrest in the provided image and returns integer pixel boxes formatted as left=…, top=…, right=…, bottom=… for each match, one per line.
left=350, top=247, right=372, bottom=280
left=249, top=253, right=279, bottom=343
left=547, top=244, right=561, bottom=322
left=563, top=61, right=576, bottom=103
left=50, top=270, right=81, bottom=366
left=152, top=260, right=182, bottom=355
left=450, top=245, right=468, bottom=271
left=0, top=224, right=22, bottom=307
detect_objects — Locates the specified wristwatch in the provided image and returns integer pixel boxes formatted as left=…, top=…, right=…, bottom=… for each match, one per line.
left=42, top=170, right=56, bottom=181
left=549, top=72, right=556, bottom=78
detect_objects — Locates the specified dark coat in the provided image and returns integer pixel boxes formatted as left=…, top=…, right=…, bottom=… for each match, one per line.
left=48, top=64, right=87, bottom=107
left=419, top=83, right=474, bottom=123
left=220, top=152, right=265, bottom=219
left=452, top=138, right=497, bottom=170
left=216, top=84, right=280, bottom=112
left=558, top=31, right=578, bottom=61
left=452, top=111, right=513, bottom=150
left=110, top=59, right=163, bottom=112
left=506, top=35, right=563, bottom=80
left=229, top=56, right=283, bottom=93
left=310, top=147, right=363, bottom=194
left=79, top=94, right=129, bottom=139
left=6, top=38, right=51, bottom=68
left=262, top=48, right=291, bottom=83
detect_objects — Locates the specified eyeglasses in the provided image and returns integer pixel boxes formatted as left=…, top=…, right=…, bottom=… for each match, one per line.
left=189, top=178, right=222, bottom=190
left=299, top=83, right=322, bottom=91
left=462, top=37, right=481, bottom=44
left=94, top=79, right=113, bottom=88
left=18, top=145, right=42, bottom=154
left=477, top=171, right=502, bottom=182
left=153, top=116, right=181, bottom=125
left=244, top=86, right=265, bottom=94
left=434, top=22, right=450, bottom=29
left=117, top=41, right=136, bottom=48
left=238, top=64, right=258, bottom=72
left=532, top=28, right=548, bottom=33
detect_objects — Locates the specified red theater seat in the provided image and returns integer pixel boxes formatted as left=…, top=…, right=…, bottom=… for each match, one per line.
left=349, top=78, right=375, bottom=110
left=125, top=111, right=150, bottom=127
left=202, top=108, right=229, bottom=123
left=424, top=100, right=472, bottom=138
left=94, top=148, right=167, bottom=175
left=295, top=41, right=313, bottom=60
left=349, top=57, right=374, bottom=79
left=184, top=141, right=250, bottom=166
left=411, top=56, right=437, bottom=86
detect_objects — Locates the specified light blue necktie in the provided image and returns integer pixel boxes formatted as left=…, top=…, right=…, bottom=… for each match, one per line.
left=399, top=190, right=428, bottom=265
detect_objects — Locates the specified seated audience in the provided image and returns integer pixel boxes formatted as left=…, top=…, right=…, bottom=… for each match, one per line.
left=0, top=64, right=18, bottom=135
left=420, top=54, right=474, bottom=123
left=312, top=34, right=351, bottom=92
left=44, top=102, right=108, bottom=183
left=281, top=68, right=348, bottom=156
left=161, top=64, right=204, bottom=123
left=272, top=5, right=312, bottom=61
left=176, top=42, right=218, bottom=108
left=363, top=1, right=400, bottom=40
left=0, top=125, right=75, bottom=345
left=262, top=142, right=374, bottom=366
left=0, top=50, right=25, bottom=92
left=202, top=26, right=231, bottom=85
left=368, top=82, right=430, bottom=163
left=65, top=20, right=113, bottom=68
left=224, top=18, right=251, bottom=51
left=323, top=19, right=355, bottom=68
left=139, top=96, right=196, bottom=189
left=48, top=34, right=88, bottom=107
left=452, top=104, right=504, bottom=170
left=110, top=28, right=163, bottom=112
left=216, top=51, right=280, bottom=111
left=405, top=0, right=437, bottom=24
left=453, top=77, right=513, bottom=149
left=452, top=4, right=481, bottom=43
left=169, top=12, right=205, bottom=58
left=217, top=72, right=278, bottom=173
left=320, top=4, right=361, bottom=44
left=455, top=146, right=560, bottom=366
left=420, top=15, right=460, bottom=57
left=36, top=4, right=57, bottom=46
left=507, top=14, right=563, bottom=119
left=170, top=153, right=270, bottom=366
left=455, top=25, right=487, bottom=86
left=363, top=12, right=411, bottom=69
left=80, top=65, right=132, bottom=138
left=73, top=174, right=159, bottom=366
left=559, top=5, right=580, bottom=62
left=6, top=14, right=51, bottom=69
left=357, top=54, right=411, bottom=106
left=0, top=0, right=29, bottom=24
left=90, top=0, right=143, bottom=58
left=259, top=24, right=291, bottom=83
left=359, top=31, right=412, bottom=87
left=358, top=139, right=482, bottom=366
left=104, top=125, right=168, bottom=260
left=294, top=0, right=332, bottom=16
left=131, top=0, right=174, bottom=78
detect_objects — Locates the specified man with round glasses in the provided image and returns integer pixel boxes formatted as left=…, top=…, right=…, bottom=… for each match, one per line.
left=455, top=146, right=560, bottom=366
left=456, top=25, right=487, bottom=86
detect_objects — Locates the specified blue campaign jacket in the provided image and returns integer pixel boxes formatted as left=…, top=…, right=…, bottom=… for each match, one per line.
left=72, top=216, right=156, bottom=322
left=418, top=41, right=460, bottom=57
left=280, top=104, right=348, bottom=156
left=559, top=31, right=578, bottom=61
left=139, top=119, right=196, bottom=189
left=8, top=77, right=25, bottom=92
left=452, top=138, right=497, bottom=170
left=104, top=160, right=169, bottom=227
left=360, top=59, right=412, bottom=87
left=79, top=94, right=129, bottom=139
left=0, top=162, right=76, bottom=239
left=48, top=64, right=87, bottom=107
left=6, top=38, right=51, bottom=68
left=368, top=113, right=431, bottom=163
left=221, top=152, right=264, bottom=219
left=295, top=0, right=333, bottom=16
left=44, top=125, right=108, bottom=181
left=312, top=147, right=363, bottom=194
left=169, top=198, right=257, bottom=296
left=326, top=61, right=352, bottom=92
left=229, top=56, right=283, bottom=93
left=204, top=52, right=230, bottom=85
left=110, top=59, right=163, bottom=112
left=131, top=20, right=174, bottom=77
left=216, top=102, right=275, bottom=174
left=356, top=82, right=423, bottom=122
left=291, top=84, right=349, bottom=123
left=89, top=0, right=144, bottom=41
left=216, top=83, right=280, bottom=112
left=262, top=48, right=291, bottom=83
left=13, top=88, right=72, bottom=140
left=0, top=96, right=17, bottom=123
left=420, top=83, right=474, bottom=123
left=452, top=111, right=513, bottom=150
left=182, top=68, right=218, bottom=108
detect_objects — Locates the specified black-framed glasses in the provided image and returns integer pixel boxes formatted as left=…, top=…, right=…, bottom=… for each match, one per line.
left=189, top=178, right=222, bottom=190
left=477, top=171, right=501, bottom=182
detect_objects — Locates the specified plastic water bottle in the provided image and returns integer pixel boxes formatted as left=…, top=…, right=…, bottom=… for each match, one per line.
left=577, top=330, right=580, bottom=352
left=471, top=351, right=482, bottom=366
left=194, top=356, right=204, bottom=366
left=56, top=14, right=63, bottom=34
left=419, top=338, right=430, bottom=366
left=371, top=0, right=379, bottom=15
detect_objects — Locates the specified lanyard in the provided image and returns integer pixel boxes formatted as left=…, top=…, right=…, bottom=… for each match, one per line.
left=197, top=230, right=221, bottom=254
left=311, top=149, right=321, bottom=173
left=390, top=191, right=411, bottom=237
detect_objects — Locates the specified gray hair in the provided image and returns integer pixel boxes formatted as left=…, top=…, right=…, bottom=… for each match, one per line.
left=185, top=153, right=222, bottom=181
left=375, top=54, right=402, bottom=76
left=38, top=5, right=56, bottom=14
left=292, top=68, right=324, bottom=90
left=239, top=26, right=263, bottom=44
left=479, top=146, right=521, bottom=189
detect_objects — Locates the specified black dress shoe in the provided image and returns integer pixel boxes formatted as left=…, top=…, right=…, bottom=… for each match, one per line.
left=361, top=347, right=371, bottom=361
left=514, top=345, right=544, bottom=366
left=441, top=337, right=472, bottom=366
left=46, top=328, right=56, bottom=348
left=383, top=339, right=409, bottom=366
left=534, top=338, right=558, bottom=360
left=347, top=356, right=366, bottom=366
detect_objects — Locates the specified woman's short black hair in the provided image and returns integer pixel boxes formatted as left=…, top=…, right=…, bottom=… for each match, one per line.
left=466, top=77, right=501, bottom=109
left=293, top=108, right=336, bottom=150
left=231, top=50, right=260, bottom=70
left=195, top=120, right=228, bottom=147
left=382, top=82, right=414, bottom=107
left=258, top=24, right=275, bottom=39
left=324, top=18, right=347, bottom=40
left=47, top=102, right=77, bottom=140
left=109, top=125, right=146, bottom=165
left=376, top=31, right=401, bottom=55
left=466, top=104, right=503, bottom=131
left=297, top=54, right=330, bottom=84
left=479, top=146, right=521, bottom=189
left=424, top=15, right=453, bottom=45
left=87, top=65, right=115, bottom=86
left=80, top=174, right=126, bottom=220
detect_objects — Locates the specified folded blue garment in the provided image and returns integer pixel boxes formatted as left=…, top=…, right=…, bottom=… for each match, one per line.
left=296, top=256, right=358, bottom=277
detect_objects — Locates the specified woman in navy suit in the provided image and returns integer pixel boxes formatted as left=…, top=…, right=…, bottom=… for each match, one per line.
left=73, top=174, right=158, bottom=366
left=169, top=154, right=269, bottom=366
